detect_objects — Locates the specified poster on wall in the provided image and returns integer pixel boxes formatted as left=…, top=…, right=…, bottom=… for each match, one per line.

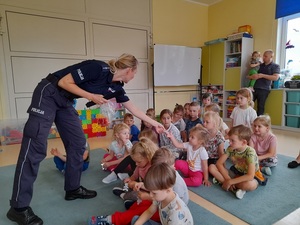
left=154, top=44, right=201, bottom=86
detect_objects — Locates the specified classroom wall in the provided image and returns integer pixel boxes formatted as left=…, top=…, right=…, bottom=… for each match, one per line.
left=152, top=0, right=208, bottom=113
left=208, top=0, right=278, bottom=60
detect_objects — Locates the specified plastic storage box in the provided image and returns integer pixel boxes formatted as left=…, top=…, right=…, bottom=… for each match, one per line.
left=286, top=103, right=300, bottom=114
left=285, top=116, right=300, bottom=128
left=287, top=91, right=300, bottom=102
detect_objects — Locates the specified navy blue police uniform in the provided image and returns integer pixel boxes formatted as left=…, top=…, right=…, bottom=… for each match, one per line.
left=10, top=60, right=129, bottom=208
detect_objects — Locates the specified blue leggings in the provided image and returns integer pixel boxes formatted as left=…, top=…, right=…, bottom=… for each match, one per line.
left=53, top=156, right=89, bottom=172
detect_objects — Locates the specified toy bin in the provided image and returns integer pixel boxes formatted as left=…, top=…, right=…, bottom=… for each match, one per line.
left=286, top=103, right=300, bottom=115
left=287, top=91, right=300, bottom=103
left=0, top=119, right=26, bottom=145
left=285, top=116, right=300, bottom=128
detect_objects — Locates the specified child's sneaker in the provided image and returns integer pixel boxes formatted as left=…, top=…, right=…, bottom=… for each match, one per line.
left=236, top=189, right=246, bottom=199
left=261, top=166, right=272, bottom=176
left=102, top=172, right=117, bottom=184
left=117, top=173, right=129, bottom=180
left=124, top=199, right=135, bottom=209
left=212, top=177, right=220, bottom=185
left=88, top=215, right=110, bottom=225
left=112, top=187, right=125, bottom=197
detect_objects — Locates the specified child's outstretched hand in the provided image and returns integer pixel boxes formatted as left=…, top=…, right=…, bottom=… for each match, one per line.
left=164, top=130, right=173, bottom=139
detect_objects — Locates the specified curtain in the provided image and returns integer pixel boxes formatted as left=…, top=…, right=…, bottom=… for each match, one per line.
left=276, top=0, right=300, bottom=19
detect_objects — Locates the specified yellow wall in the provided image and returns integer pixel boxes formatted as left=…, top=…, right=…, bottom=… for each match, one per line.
left=152, top=0, right=208, bottom=47
left=152, top=0, right=279, bottom=113
left=208, top=0, right=278, bottom=59
left=152, top=0, right=208, bottom=113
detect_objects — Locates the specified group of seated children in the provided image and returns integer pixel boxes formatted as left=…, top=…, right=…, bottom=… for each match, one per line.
left=51, top=87, right=279, bottom=225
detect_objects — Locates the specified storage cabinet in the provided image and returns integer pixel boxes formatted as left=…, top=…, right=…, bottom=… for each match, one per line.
left=264, top=90, right=284, bottom=126
left=223, top=37, right=253, bottom=119
left=201, top=41, right=225, bottom=116
left=201, top=37, right=253, bottom=121
left=201, top=42, right=225, bottom=86
left=284, top=90, right=300, bottom=129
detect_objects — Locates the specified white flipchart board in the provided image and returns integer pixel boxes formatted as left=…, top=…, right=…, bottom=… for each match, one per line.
left=154, top=44, right=201, bottom=86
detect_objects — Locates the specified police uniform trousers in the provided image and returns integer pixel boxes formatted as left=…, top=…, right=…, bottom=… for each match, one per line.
left=10, top=78, right=86, bottom=208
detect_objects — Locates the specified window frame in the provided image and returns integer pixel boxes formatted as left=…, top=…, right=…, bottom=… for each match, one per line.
left=277, top=12, right=300, bottom=70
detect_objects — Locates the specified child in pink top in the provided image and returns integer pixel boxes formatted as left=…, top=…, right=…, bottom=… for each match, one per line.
left=112, top=137, right=157, bottom=208
left=249, top=115, right=277, bottom=176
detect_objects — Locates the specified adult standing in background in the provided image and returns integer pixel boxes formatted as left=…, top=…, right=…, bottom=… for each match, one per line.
left=248, top=50, right=280, bottom=116
left=7, top=53, right=164, bottom=225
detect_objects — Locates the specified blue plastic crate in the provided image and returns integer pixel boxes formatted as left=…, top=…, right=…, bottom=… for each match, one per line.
left=286, top=103, right=300, bottom=115
left=285, top=116, right=300, bottom=128
left=287, top=91, right=300, bottom=103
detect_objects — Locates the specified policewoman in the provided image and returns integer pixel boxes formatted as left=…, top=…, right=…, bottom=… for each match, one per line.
left=7, top=53, right=164, bottom=225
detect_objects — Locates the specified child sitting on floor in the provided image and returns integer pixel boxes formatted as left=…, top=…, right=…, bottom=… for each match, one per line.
left=50, top=142, right=90, bottom=174
left=159, top=109, right=183, bottom=159
left=88, top=148, right=189, bottom=225
left=230, top=88, right=257, bottom=129
left=131, top=163, right=193, bottom=225
left=249, top=115, right=278, bottom=176
left=201, top=111, right=225, bottom=167
left=166, top=126, right=211, bottom=187
left=182, top=101, right=202, bottom=142
left=101, top=123, right=133, bottom=172
left=209, top=125, right=267, bottom=199
left=112, top=137, right=157, bottom=209
left=124, top=113, right=140, bottom=143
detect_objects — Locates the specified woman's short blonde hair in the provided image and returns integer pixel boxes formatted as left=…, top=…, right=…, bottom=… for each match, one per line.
left=108, top=53, right=138, bottom=74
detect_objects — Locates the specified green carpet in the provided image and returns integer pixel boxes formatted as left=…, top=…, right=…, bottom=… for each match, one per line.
left=0, top=149, right=230, bottom=225
left=189, top=154, right=300, bottom=225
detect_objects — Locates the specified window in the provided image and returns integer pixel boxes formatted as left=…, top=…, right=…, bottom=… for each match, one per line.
left=277, top=12, right=300, bottom=76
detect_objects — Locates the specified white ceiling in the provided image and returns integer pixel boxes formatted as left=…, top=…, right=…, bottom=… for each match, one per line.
left=186, top=0, right=223, bottom=6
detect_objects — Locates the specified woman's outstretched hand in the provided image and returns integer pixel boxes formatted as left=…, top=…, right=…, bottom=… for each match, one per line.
left=154, top=122, right=165, bottom=134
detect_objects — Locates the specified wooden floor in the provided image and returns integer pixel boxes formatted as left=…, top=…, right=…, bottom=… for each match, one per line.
left=1, top=128, right=299, bottom=225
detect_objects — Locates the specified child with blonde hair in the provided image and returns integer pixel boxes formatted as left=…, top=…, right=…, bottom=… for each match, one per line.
left=102, top=128, right=159, bottom=184
left=210, top=125, right=267, bottom=199
left=205, top=103, right=230, bottom=136
left=112, top=137, right=157, bottom=209
left=131, top=163, right=193, bottom=225
left=230, top=88, right=257, bottom=128
left=249, top=115, right=278, bottom=176
left=166, top=126, right=210, bottom=187
left=201, top=111, right=225, bottom=168
left=101, top=123, right=133, bottom=171
left=89, top=137, right=158, bottom=225
left=159, top=109, right=183, bottom=159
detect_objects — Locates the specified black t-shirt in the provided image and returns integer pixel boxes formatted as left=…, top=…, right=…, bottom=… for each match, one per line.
left=53, top=60, right=129, bottom=103
left=254, top=62, right=280, bottom=91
